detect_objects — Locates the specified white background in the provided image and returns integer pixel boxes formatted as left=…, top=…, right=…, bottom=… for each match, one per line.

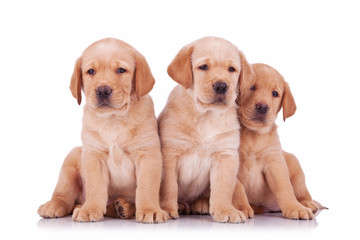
left=1, top=0, right=359, bottom=239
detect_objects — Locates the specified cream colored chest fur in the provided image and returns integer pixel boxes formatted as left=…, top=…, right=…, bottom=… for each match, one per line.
left=239, top=132, right=281, bottom=211
left=107, top=142, right=136, bottom=200
left=239, top=152, right=269, bottom=206
left=177, top=110, right=240, bottom=203
left=82, top=110, right=139, bottom=201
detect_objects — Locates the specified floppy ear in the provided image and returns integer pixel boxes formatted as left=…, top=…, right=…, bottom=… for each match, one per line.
left=282, top=81, right=297, bottom=121
left=69, top=58, right=82, bottom=105
left=238, top=51, right=255, bottom=95
left=167, top=44, right=194, bottom=89
left=134, top=52, right=155, bottom=99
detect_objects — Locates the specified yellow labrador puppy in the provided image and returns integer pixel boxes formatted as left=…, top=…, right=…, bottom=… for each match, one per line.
left=38, top=38, right=169, bottom=223
left=159, top=37, right=253, bottom=223
left=237, top=63, right=326, bottom=219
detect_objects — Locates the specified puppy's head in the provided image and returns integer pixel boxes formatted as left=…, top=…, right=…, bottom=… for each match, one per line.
left=69, top=38, right=155, bottom=116
left=238, top=63, right=297, bottom=131
left=167, top=37, right=243, bottom=113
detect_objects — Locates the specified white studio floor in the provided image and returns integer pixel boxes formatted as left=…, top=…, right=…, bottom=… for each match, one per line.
left=37, top=212, right=322, bottom=231
left=33, top=210, right=338, bottom=239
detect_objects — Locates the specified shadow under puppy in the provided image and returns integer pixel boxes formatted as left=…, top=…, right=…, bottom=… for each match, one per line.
left=237, top=63, right=326, bottom=220
left=38, top=38, right=168, bottom=223
left=159, top=37, right=253, bottom=223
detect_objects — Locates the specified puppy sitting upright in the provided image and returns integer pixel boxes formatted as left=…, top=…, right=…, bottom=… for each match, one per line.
left=159, top=37, right=253, bottom=223
left=237, top=63, right=324, bottom=220
left=38, top=38, right=168, bottom=223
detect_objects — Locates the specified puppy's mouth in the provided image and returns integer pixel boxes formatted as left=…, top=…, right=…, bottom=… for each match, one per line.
left=197, top=96, right=228, bottom=107
left=96, top=102, right=113, bottom=108
left=251, top=113, right=267, bottom=123
left=96, top=98, right=114, bottom=108
left=95, top=100, right=128, bottom=112
left=212, top=97, right=226, bottom=104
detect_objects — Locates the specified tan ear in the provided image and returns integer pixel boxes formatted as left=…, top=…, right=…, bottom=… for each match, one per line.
left=167, top=44, right=194, bottom=89
left=238, top=51, right=255, bottom=95
left=134, top=52, right=155, bottom=98
left=69, top=58, right=82, bottom=105
left=282, top=82, right=297, bottom=121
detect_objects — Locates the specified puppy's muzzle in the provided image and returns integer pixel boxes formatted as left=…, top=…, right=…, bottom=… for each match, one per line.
left=96, top=85, right=112, bottom=99
left=96, top=85, right=112, bottom=106
left=213, top=81, right=228, bottom=95
left=255, top=103, right=269, bottom=114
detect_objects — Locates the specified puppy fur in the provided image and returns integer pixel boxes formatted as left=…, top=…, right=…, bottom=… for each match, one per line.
left=159, top=37, right=253, bottom=223
left=237, top=63, right=325, bottom=220
left=38, top=38, right=169, bottom=223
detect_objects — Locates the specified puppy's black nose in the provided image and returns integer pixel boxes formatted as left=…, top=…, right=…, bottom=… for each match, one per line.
left=96, top=86, right=112, bottom=99
left=213, top=81, right=228, bottom=95
left=256, top=103, right=269, bottom=114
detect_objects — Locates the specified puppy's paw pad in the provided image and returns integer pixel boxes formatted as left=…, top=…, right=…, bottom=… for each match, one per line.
left=114, top=200, right=133, bottom=219
left=136, top=208, right=170, bottom=224
left=38, top=200, right=68, bottom=218
left=107, top=199, right=135, bottom=219
left=72, top=206, right=103, bottom=222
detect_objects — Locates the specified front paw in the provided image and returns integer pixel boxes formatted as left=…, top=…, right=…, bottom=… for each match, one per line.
left=300, top=200, right=321, bottom=213
left=38, top=199, right=69, bottom=218
left=237, top=205, right=254, bottom=219
left=282, top=204, right=314, bottom=220
left=163, top=207, right=179, bottom=219
left=136, top=208, right=170, bottom=223
left=210, top=206, right=246, bottom=223
left=161, top=201, right=179, bottom=219
left=72, top=205, right=104, bottom=222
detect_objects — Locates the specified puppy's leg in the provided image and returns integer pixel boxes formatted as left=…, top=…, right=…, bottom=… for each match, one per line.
left=106, top=198, right=135, bottom=219
left=209, top=152, right=246, bottom=223
left=38, top=147, right=83, bottom=218
left=264, top=157, right=314, bottom=220
left=134, top=148, right=169, bottom=223
left=284, top=151, right=326, bottom=212
left=160, top=148, right=180, bottom=219
left=72, top=149, right=109, bottom=222
left=232, top=180, right=254, bottom=218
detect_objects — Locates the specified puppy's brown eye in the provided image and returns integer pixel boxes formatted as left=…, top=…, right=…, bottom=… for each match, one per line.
left=87, top=69, right=95, bottom=75
left=117, top=68, right=126, bottom=73
left=199, top=64, right=208, bottom=70
left=250, top=85, right=256, bottom=91
left=272, top=91, right=279, bottom=97
left=229, top=67, right=236, bottom=72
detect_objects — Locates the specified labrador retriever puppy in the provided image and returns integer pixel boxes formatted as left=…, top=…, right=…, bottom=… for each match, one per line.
left=159, top=37, right=253, bottom=223
left=237, top=63, right=326, bottom=220
left=38, top=38, right=169, bottom=223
